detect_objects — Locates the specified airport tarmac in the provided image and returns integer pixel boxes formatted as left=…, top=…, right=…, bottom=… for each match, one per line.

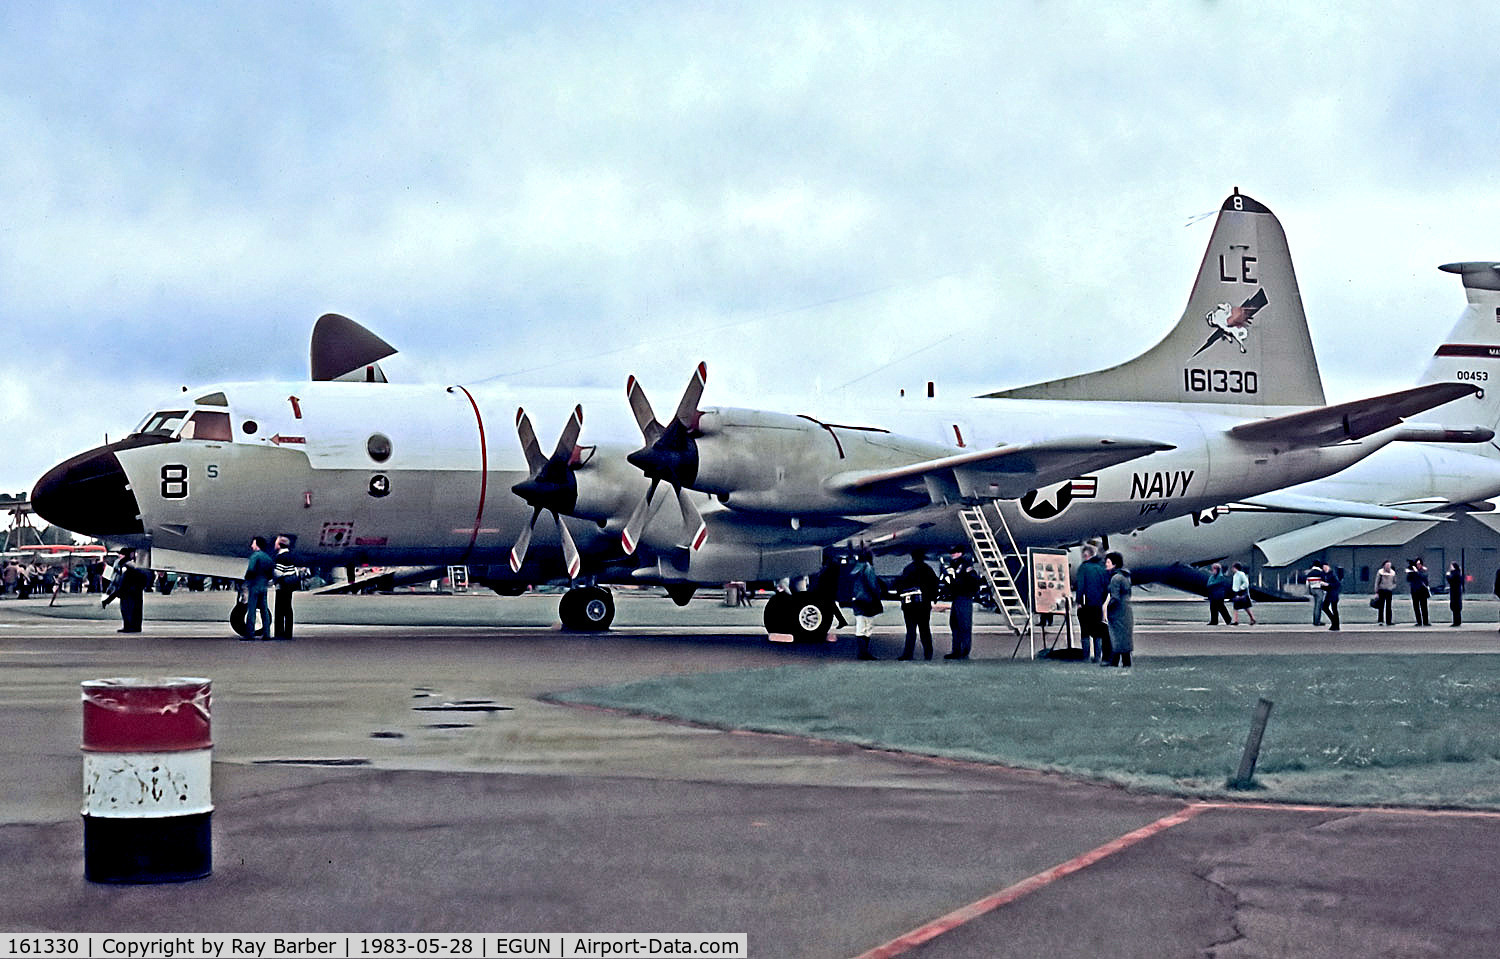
left=3, top=591, right=1499, bottom=957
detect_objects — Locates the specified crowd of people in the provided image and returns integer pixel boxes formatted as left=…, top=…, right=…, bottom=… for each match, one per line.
left=1204, top=556, right=1490, bottom=630
left=3, top=555, right=246, bottom=602
left=844, top=544, right=1139, bottom=666
left=6, top=540, right=304, bottom=638
left=847, top=549, right=987, bottom=662
left=837, top=544, right=1500, bottom=667
left=1, top=556, right=108, bottom=598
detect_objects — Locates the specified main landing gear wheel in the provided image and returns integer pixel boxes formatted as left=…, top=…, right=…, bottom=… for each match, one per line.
left=559, top=585, right=614, bottom=632
left=229, top=598, right=250, bottom=638
left=764, top=591, right=832, bottom=643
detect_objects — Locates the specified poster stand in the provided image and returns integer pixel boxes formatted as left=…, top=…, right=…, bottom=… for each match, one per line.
left=1021, top=548, right=1075, bottom=660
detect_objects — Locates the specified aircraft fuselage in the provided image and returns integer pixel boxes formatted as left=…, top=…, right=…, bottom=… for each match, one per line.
left=35, top=379, right=1409, bottom=585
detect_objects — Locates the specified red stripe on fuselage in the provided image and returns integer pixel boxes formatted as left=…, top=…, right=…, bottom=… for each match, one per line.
left=453, top=386, right=488, bottom=561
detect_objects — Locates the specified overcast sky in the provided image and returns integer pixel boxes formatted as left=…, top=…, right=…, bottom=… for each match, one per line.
left=5, top=2, right=1500, bottom=498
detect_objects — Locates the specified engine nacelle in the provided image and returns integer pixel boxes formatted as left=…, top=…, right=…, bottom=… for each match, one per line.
left=691, top=408, right=940, bottom=515
left=692, top=409, right=831, bottom=495
left=569, top=444, right=650, bottom=524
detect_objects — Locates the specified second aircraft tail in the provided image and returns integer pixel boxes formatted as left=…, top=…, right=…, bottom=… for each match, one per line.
left=1417, top=262, right=1500, bottom=443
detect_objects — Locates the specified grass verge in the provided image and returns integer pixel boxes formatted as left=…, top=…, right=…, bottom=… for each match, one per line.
left=554, top=654, right=1500, bottom=809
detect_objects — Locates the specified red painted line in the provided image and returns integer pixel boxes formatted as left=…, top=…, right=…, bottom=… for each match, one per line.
left=854, top=804, right=1211, bottom=959
left=453, top=385, right=488, bottom=560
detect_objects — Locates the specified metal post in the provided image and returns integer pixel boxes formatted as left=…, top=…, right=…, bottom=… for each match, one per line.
left=1228, top=698, right=1274, bottom=790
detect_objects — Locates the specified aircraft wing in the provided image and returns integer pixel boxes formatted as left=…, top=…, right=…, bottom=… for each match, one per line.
left=827, top=436, right=1174, bottom=502
left=1235, top=491, right=1452, bottom=523
left=1228, top=383, right=1480, bottom=446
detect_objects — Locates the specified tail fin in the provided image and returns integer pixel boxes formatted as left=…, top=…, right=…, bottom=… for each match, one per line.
left=985, top=190, right=1326, bottom=406
left=1417, top=262, right=1500, bottom=439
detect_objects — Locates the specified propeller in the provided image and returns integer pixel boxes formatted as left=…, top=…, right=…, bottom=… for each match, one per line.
left=509, top=405, right=584, bottom=580
left=619, top=362, right=709, bottom=555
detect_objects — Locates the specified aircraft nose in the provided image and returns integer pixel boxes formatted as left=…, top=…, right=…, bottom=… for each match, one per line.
left=31, top=445, right=146, bottom=537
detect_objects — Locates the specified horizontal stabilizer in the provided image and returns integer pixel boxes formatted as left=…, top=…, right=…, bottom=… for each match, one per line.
left=1236, top=491, right=1450, bottom=523
left=829, top=436, right=1174, bottom=502
left=1255, top=517, right=1443, bottom=568
left=1438, top=261, right=1500, bottom=289
left=1228, top=382, right=1480, bottom=446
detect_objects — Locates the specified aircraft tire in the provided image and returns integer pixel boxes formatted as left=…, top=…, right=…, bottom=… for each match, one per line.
left=229, top=599, right=250, bottom=638
left=560, top=586, right=614, bottom=632
left=762, top=592, right=794, bottom=635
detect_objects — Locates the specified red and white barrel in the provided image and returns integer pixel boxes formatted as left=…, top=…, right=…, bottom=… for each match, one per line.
left=81, top=677, right=213, bottom=883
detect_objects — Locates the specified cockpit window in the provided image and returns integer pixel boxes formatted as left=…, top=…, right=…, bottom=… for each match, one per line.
left=181, top=411, right=233, bottom=441
left=135, top=410, right=189, bottom=437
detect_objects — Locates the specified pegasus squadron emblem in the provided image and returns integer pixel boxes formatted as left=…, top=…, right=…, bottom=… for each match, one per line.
left=1192, top=288, right=1268, bottom=357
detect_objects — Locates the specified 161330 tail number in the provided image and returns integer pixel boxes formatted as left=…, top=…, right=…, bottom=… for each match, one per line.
left=1184, top=368, right=1258, bottom=394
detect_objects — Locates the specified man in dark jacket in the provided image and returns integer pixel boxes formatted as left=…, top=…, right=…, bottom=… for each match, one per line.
left=849, top=549, right=882, bottom=660
left=1320, top=562, right=1342, bottom=631
left=895, top=551, right=939, bottom=660
left=1205, top=563, right=1232, bottom=626
left=101, top=547, right=147, bottom=633
left=942, top=551, right=983, bottom=660
left=1408, top=559, right=1431, bottom=626
left=1075, top=545, right=1112, bottom=662
left=1447, top=562, right=1464, bottom=627
left=243, top=537, right=275, bottom=640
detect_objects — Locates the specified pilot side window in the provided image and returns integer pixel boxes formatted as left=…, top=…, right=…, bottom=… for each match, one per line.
left=182, top=411, right=233, bottom=441
left=135, top=410, right=188, bottom=437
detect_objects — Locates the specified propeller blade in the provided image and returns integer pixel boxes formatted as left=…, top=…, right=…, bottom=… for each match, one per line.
left=675, top=485, right=708, bottom=552
left=621, top=477, right=662, bottom=555
left=515, top=408, right=546, bottom=474
left=509, top=507, right=542, bottom=573
left=553, top=405, right=583, bottom=462
left=553, top=512, right=583, bottom=581
left=673, top=362, right=707, bottom=428
left=626, top=374, right=664, bottom=445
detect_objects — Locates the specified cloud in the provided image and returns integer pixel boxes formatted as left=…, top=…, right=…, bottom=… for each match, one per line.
left=4, top=2, right=1500, bottom=492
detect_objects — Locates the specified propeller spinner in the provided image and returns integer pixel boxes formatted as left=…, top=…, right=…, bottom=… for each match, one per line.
left=619, top=362, right=709, bottom=555
left=509, top=405, right=585, bottom=580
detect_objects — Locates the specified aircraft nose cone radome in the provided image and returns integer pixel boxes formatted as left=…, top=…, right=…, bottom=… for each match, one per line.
left=31, top=445, right=145, bottom=537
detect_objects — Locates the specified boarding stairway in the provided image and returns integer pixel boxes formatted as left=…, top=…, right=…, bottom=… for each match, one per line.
left=958, top=504, right=1030, bottom=635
